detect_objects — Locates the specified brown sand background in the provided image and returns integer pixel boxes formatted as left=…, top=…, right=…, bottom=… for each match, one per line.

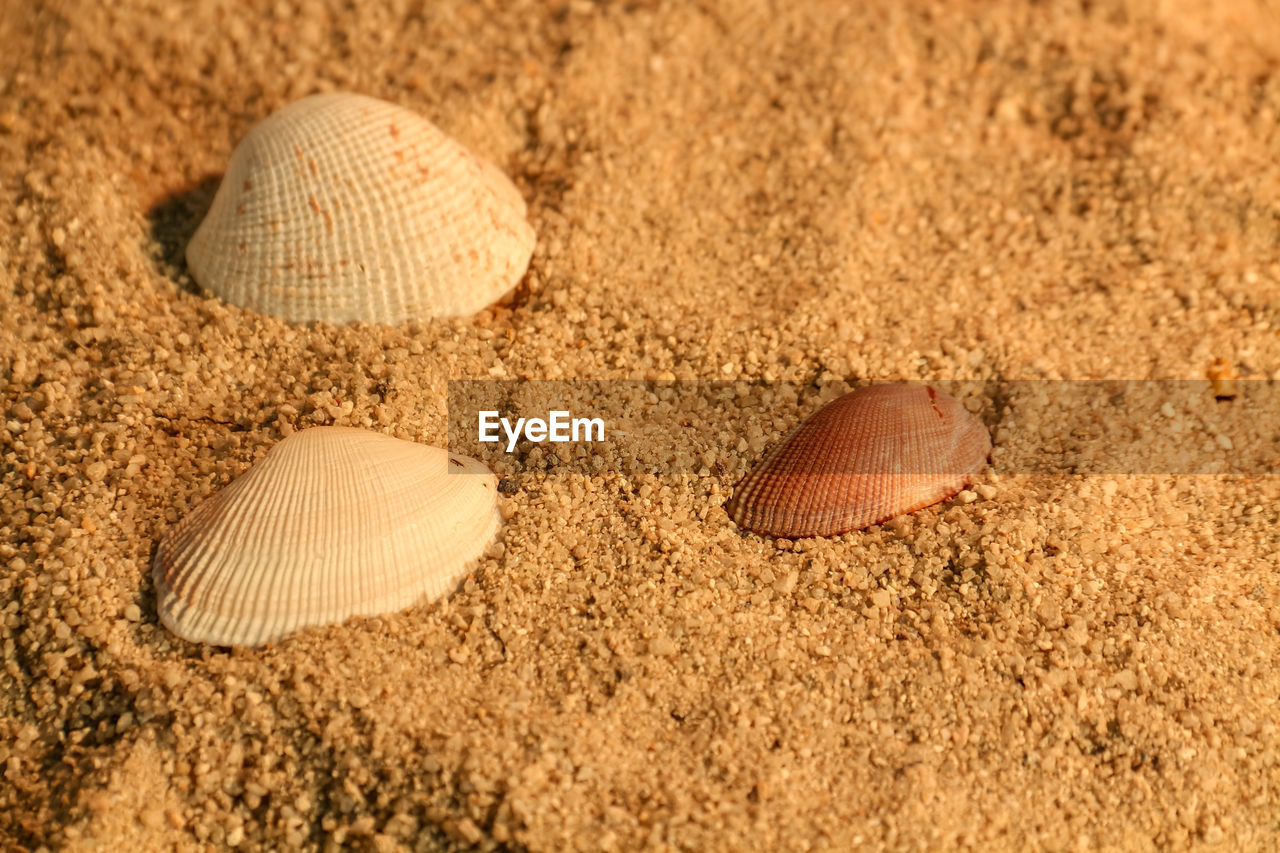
left=3, top=0, right=1280, bottom=849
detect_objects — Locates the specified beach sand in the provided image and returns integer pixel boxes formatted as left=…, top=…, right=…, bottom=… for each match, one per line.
left=2, top=0, right=1280, bottom=849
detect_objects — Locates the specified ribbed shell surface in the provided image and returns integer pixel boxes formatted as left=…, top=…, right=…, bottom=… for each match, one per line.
left=726, top=385, right=991, bottom=538
left=153, top=427, right=501, bottom=647
left=185, top=92, right=535, bottom=324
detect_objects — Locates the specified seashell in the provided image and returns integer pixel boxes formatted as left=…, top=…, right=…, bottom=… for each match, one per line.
left=185, top=92, right=535, bottom=324
left=153, top=427, right=501, bottom=646
left=725, top=384, right=991, bottom=538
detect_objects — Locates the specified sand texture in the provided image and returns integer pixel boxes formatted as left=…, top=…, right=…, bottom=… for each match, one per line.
left=3, top=0, right=1280, bottom=850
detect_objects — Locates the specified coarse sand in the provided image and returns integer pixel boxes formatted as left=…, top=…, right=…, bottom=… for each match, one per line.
left=3, top=0, right=1280, bottom=850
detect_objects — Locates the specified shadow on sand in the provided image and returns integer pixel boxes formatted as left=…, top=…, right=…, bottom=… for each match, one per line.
left=145, top=173, right=222, bottom=295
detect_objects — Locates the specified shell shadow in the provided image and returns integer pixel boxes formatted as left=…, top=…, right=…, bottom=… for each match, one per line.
left=146, top=173, right=222, bottom=296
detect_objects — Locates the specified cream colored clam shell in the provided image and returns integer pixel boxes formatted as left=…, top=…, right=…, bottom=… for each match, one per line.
left=186, top=92, right=535, bottom=324
left=153, top=427, right=501, bottom=647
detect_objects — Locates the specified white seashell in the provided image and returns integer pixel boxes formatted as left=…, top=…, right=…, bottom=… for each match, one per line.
left=185, top=92, right=535, bottom=324
left=153, top=427, right=501, bottom=646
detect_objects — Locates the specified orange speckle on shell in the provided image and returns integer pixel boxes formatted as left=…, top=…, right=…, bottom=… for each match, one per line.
left=725, top=384, right=991, bottom=539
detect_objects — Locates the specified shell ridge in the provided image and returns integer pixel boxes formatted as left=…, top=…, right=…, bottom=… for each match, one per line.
left=170, top=472, right=260, bottom=614
left=228, top=438, right=312, bottom=644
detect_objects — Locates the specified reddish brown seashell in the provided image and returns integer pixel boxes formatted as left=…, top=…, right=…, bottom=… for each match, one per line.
left=726, top=384, right=991, bottom=538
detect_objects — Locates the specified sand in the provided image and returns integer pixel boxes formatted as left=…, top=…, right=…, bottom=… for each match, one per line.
left=2, top=0, right=1280, bottom=849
